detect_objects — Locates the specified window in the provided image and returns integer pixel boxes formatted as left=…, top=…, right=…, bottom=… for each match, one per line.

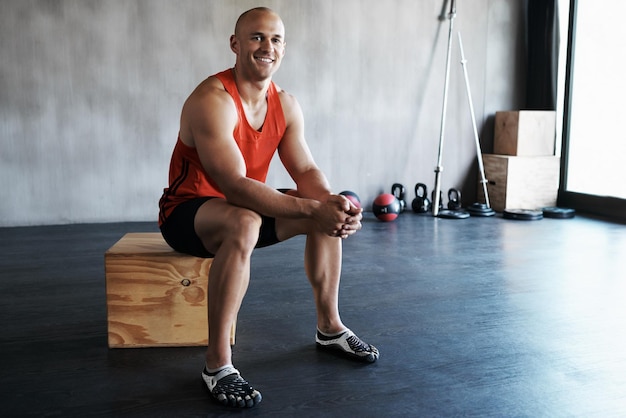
left=560, top=0, right=626, bottom=221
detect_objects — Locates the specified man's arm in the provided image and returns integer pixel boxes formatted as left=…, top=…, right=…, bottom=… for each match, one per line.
left=185, top=80, right=352, bottom=236
left=276, top=90, right=333, bottom=202
left=276, top=89, right=362, bottom=226
left=187, top=84, right=312, bottom=216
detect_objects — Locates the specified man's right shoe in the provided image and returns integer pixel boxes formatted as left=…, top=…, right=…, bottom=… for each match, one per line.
left=201, top=365, right=262, bottom=408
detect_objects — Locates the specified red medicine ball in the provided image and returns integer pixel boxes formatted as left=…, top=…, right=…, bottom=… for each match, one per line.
left=372, top=193, right=401, bottom=222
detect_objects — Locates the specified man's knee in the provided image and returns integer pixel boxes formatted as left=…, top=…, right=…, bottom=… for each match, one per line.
left=196, top=205, right=262, bottom=255
left=226, top=209, right=263, bottom=251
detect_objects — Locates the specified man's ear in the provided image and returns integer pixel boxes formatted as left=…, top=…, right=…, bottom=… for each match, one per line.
left=230, top=35, right=238, bottom=54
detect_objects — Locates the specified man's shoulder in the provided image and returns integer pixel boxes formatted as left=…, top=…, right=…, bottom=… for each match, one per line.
left=187, top=76, right=234, bottom=108
left=192, top=75, right=227, bottom=97
left=274, top=85, right=301, bottom=123
left=273, top=82, right=291, bottom=99
left=275, top=85, right=299, bottom=108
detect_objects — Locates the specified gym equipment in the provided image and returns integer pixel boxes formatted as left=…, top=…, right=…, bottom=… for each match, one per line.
left=432, top=190, right=444, bottom=211
left=503, top=209, right=543, bottom=221
left=105, top=233, right=237, bottom=348
left=466, top=202, right=496, bottom=216
left=458, top=32, right=496, bottom=217
left=542, top=207, right=576, bottom=219
left=339, top=190, right=361, bottom=209
left=372, top=193, right=401, bottom=222
left=430, top=1, right=495, bottom=219
left=438, top=209, right=470, bottom=219
left=435, top=187, right=469, bottom=219
left=391, top=183, right=407, bottom=212
left=432, top=0, right=456, bottom=217
left=411, top=183, right=431, bottom=213
left=447, top=188, right=462, bottom=210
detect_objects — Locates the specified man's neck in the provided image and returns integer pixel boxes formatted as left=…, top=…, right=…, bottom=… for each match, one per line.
left=232, top=66, right=271, bottom=108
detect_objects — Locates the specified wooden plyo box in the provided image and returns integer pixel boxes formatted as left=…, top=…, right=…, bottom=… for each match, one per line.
left=105, top=232, right=236, bottom=348
left=479, top=154, right=560, bottom=212
left=494, top=110, right=556, bottom=156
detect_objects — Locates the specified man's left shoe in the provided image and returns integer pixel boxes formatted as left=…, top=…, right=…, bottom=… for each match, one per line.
left=315, top=329, right=379, bottom=363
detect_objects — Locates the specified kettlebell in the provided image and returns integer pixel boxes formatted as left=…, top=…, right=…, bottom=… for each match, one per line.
left=447, top=188, right=463, bottom=210
left=432, top=190, right=444, bottom=210
left=391, top=183, right=406, bottom=212
left=411, top=183, right=431, bottom=213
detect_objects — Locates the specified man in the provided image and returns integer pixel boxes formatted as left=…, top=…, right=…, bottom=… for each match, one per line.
left=158, top=7, right=378, bottom=409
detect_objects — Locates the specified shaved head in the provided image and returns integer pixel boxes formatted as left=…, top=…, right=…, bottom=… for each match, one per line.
left=234, top=7, right=284, bottom=38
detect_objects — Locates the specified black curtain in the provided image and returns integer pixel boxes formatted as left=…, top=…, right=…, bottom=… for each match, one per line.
left=525, top=0, right=559, bottom=110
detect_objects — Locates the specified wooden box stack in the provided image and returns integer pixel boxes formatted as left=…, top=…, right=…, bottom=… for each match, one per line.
left=479, top=111, right=560, bottom=211
left=105, top=232, right=236, bottom=348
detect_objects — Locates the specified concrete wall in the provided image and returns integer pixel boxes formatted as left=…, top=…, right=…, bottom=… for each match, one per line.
left=0, top=0, right=525, bottom=226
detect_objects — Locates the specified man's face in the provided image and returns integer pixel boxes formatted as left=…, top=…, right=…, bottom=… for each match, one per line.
left=231, top=10, right=286, bottom=80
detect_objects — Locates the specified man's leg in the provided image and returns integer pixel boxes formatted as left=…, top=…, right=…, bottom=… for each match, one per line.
left=303, top=231, right=345, bottom=334
left=276, top=219, right=379, bottom=363
left=194, top=199, right=263, bottom=408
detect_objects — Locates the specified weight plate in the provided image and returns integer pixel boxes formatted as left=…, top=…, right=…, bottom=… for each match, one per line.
left=466, top=203, right=496, bottom=217
left=502, top=209, right=543, bottom=221
left=438, top=209, right=470, bottom=219
left=542, top=207, right=576, bottom=219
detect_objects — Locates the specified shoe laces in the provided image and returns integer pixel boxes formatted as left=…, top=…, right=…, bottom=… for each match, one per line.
left=346, top=334, right=372, bottom=353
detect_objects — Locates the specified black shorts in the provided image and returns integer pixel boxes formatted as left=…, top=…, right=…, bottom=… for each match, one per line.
left=160, top=197, right=281, bottom=258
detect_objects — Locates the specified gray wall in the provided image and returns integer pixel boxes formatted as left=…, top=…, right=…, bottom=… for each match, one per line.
left=0, top=0, right=525, bottom=226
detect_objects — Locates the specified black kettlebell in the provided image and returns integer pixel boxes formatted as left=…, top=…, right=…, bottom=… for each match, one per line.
left=391, top=183, right=406, bottom=213
left=447, top=188, right=463, bottom=210
left=431, top=189, right=444, bottom=210
left=412, top=183, right=431, bottom=213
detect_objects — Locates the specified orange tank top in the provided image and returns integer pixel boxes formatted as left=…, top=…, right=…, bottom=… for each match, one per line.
left=158, top=68, right=286, bottom=226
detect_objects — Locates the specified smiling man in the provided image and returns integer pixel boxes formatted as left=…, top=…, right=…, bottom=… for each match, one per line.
left=158, top=7, right=378, bottom=408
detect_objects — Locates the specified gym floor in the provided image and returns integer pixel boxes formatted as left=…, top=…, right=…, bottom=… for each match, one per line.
left=1, top=211, right=626, bottom=417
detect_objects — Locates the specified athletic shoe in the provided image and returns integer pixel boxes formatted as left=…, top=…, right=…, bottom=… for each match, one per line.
left=201, top=365, right=262, bottom=408
left=315, top=329, right=379, bottom=363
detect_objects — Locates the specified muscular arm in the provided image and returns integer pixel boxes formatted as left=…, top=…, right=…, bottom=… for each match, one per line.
left=277, top=90, right=332, bottom=202
left=277, top=89, right=362, bottom=228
